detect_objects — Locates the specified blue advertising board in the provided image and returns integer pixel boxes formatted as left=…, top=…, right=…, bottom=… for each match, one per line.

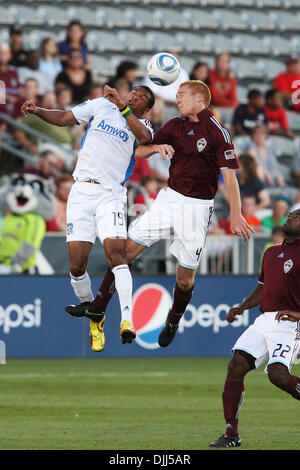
left=0, top=275, right=260, bottom=358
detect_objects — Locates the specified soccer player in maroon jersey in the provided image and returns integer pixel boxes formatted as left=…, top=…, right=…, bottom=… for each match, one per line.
left=67, top=80, right=253, bottom=349
left=210, top=208, right=300, bottom=448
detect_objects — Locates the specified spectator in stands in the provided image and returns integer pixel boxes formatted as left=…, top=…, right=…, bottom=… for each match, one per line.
left=190, top=61, right=210, bottom=86
left=237, top=154, right=270, bottom=209
left=55, top=48, right=92, bottom=104
left=18, top=50, right=50, bottom=95
left=233, top=89, right=267, bottom=135
left=261, top=195, right=290, bottom=232
left=209, top=52, right=238, bottom=109
left=289, top=189, right=300, bottom=212
left=56, top=86, right=73, bottom=111
left=13, top=78, right=41, bottom=120
left=264, top=89, right=294, bottom=139
left=240, top=194, right=262, bottom=233
left=58, top=20, right=90, bottom=70
left=46, top=173, right=74, bottom=231
left=246, top=124, right=285, bottom=187
left=260, top=225, right=284, bottom=267
left=115, top=79, right=131, bottom=102
left=273, top=54, right=300, bottom=113
left=9, top=25, right=27, bottom=68
left=88, top=82, right=104, bottom=100
left=134, top=176, right=159, bottom=215
left=108, top=60, right=138, bottom=91
left=14, top=92, right=77, bottom=155
left=0, top=43, right=20, bottom=104
left=39, top=37, right=63, bottom=91
left=21, top=150, right=64, bottom=181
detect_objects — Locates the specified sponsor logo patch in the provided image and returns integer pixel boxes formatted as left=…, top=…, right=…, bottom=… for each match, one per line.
left=66, top=223, right=73, bottom=235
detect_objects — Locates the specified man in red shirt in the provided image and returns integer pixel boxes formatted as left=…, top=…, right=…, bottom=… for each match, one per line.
left=210, top=208, right=300, bottom=448
left=0, top=43, right=20, bottom=104
left=68, top=80, right=253, bottom=348
left=273, top=55, right=300, bottom=113
left=264, top=89, right=294, bottom=139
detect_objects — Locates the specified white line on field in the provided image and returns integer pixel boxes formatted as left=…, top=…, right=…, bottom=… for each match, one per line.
left=0, top=371, right=170, bottom=379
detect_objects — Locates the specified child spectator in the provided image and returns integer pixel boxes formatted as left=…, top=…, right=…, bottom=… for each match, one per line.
left=190, top=61, right=210, bottom=86
left=237, top=154, right=270, bottom=209
left=46, top=174, right=74, bottom=231
left=264, top=89, right=294, bottom=139
left=261, top=195, right=290, bottom=232
left=233, top=89, right=267, bottom=135
left=240, top=195, right=262, bottom=233
left=209, top=52, right=238, bottom=108
left=134, top=176, right=159, bottom=208
left=39, top=37, right=62, bottom=91
left=12, top=78, right=41, bottom=120
left=88, top=82, right=104, bottom=100
left=247, top=124, right=285, bottom=187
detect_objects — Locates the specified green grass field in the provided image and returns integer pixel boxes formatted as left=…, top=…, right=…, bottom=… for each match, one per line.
left=0, top=357, right=299, bottom=450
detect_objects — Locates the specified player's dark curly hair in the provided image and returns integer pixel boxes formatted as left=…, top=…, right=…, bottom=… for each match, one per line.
left=135, top=85, right=155, bottom=110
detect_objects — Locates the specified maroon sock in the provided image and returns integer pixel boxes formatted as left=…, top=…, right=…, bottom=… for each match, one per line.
left=92, top=267, right=116, bottom=312
left=287, top=375, right=300, bottom=400
left=222, top=380, right=245, bottom=437
left=167, top=283, right=194, bottom=326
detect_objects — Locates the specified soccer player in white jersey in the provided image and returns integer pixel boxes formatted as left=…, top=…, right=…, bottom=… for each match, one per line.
left=21, top=85, right=161, bottom=351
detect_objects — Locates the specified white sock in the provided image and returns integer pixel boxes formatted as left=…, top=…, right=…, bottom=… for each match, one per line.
left=112, top=264, right=132, bottom=323
left=70, top=271, right=94, bottom=303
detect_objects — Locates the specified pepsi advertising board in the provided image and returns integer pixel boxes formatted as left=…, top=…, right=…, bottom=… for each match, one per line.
left=0, top=276, right=260, bottom=358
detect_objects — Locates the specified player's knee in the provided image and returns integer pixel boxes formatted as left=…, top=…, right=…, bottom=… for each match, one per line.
left=227, top=355, right=249, bottom=380
left=70, top=263, right=87, bottom=278
left=268, top=363, right=289, bottom=389
left=176, top=276, right=194, bottom=291
left=107, top=250, right=127, bottom=268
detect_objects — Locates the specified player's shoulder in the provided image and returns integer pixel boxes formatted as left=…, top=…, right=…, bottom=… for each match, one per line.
left=264, top=243, right=283, bottom=256
left=207, top=110, right=232, bottom=142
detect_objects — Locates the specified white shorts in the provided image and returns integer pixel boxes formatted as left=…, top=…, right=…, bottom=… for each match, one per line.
left=128, top=187, right=214, bottom=269
left=233, top=312, right=300, bottom=371
left=66, top=181, right=127, bottom=244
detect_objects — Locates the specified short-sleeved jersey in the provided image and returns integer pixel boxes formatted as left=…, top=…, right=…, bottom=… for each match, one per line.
left=71, top=98, right=153, bottom=193
left=152, top=107, right=238, bottom=199
left=258, top=239, right=300, bottom=312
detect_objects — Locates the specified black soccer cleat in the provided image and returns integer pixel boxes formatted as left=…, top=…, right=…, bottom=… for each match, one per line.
left=65, top=302, right=105, bottom=323
left=158, top=322, right=179, bottom=348
left=209, top=434, right=241, bottom=448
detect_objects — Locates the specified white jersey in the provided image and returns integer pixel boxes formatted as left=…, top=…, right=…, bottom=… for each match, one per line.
left=71, top=97, right=153, bottom=193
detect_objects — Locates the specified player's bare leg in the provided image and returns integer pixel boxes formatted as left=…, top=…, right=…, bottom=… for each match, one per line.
left=158, top=265, right=196, bottom=348
left=268, top=363, right=300, bottom=401
left=209, top=351, right=252, bottom=448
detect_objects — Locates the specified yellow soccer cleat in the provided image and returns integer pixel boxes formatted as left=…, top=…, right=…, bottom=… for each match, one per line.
left=120, top=320, right=136, bottom=344
left=89, top=316, right=106, bottom=352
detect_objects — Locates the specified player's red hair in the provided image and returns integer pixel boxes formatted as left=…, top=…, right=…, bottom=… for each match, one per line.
left=179, top=80, right=211, bottom=107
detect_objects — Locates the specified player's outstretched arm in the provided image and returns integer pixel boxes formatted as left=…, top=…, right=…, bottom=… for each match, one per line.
left=275, top=310, right=300, bottom=322
left=226, top=283, right=263, bottom=323
left=222, top=168, right=255, bottom=241
left=103, top=85, right=152, bottom=144
left=21, top=100, right=77, bottom=127
left=135, top=144, right=174, bottom=160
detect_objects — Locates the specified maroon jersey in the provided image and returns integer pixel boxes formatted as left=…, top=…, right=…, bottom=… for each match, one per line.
left=0, top=67, right=20, bottom=97
left=152, top=108, right=238, bottom=199
left=258, top=239, right=300, bottom=312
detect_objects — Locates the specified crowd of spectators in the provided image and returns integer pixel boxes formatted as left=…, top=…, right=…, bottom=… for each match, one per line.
left=0, top=19, right=299, bottom=252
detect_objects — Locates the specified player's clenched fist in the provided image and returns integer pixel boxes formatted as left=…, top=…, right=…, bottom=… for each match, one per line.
left=275, top=310, right=300, bottom=322
left=103, top=85, right=125, bottom=110
left=226, top=306, right=244, bottom=323
left=21, top=100, right=37, bottom=117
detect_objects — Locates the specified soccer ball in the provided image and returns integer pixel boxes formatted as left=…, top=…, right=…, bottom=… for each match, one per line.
left=147, top=52, right=180, bottom=86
